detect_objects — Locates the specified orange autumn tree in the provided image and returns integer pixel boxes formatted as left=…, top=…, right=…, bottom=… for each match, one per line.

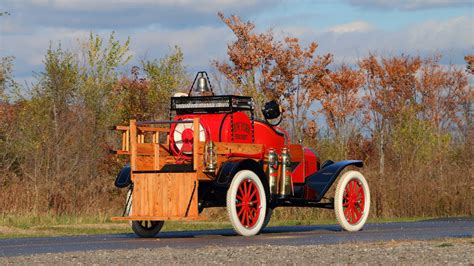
left=417, top=56, right=469, bottom=134
left=270, top=37, right=332, bottom=141
left=214, top=13, right=332, bottom=141
left=359, top=54, right=422, bottom=174
left=214, top=12, right=276, bottom=111
left=317, top=64, right=365, bottom=158
left=465, top=55, right=474, bottom=75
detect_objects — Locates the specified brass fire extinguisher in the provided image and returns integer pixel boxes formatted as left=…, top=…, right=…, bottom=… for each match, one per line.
left=279, top=147, right=292, bottom=198
left=267, top=148, right=279, bottom=195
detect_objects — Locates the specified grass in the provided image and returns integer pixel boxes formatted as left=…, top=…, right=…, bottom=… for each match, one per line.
left=0, top=213, right=437, bottom=239
left=436, top=242, right=454, bottom=248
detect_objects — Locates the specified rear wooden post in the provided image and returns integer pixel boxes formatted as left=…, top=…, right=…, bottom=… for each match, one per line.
left=130, top=120, right=137, bottom=171
left=121, top=131, right=126, bottom=151
left=125, top=129, right=130, bottom=152
left=154, top=144, right=160, bottom=170
left=193, top=118, right=200, bottom=171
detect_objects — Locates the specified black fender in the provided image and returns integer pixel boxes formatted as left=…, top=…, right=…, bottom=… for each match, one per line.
left=304, top=160, right=363, bottom=202
left=215, top=159, right=267, bottom=188
left=115, top=164, right=131, bottom=188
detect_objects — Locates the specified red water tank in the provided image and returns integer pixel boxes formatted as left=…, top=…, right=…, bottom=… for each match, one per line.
left=170, top=112, right=252, bottom=157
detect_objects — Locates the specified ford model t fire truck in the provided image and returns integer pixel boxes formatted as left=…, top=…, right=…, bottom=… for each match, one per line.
left=111, top=71, right=370, bottom=237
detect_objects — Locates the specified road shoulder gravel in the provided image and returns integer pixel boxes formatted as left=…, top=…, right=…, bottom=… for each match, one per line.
left=1, top=238, right=472, bottom=265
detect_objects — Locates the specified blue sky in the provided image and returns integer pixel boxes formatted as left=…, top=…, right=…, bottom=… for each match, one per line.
left=1, top=0, right=472, bottom=83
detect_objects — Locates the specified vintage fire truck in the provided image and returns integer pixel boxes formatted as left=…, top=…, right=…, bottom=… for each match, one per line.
left=111, top=71, right=370, bottom=237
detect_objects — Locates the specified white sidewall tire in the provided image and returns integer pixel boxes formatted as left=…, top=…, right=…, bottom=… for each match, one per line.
left=226, top=170, right=267, bottom=236
left=334, top=170, right=370, bottom=232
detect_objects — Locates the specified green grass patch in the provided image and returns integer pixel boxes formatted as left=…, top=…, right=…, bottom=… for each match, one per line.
left=436, top=243, right=454, bottom=248
left=0, top=214, right=442, bottom=239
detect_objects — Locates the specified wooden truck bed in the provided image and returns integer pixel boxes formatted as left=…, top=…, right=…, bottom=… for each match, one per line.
left=111, top=118, right=263, bottom=221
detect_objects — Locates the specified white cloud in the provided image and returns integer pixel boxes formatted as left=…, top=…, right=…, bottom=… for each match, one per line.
left=131, top=26, right=231, bottom=68
left=2, top=0, right=280, bottom=30
left=346, top=0, right=472, bottom=10
left=2, top=28, right=90, bottom=67
left=402, top=16, right=474, bottom=52
left=327, top=21, right=375, bottom=34
left=4, top=0, right=269, bottom=13
left=270, top=16, right=473, bottom=66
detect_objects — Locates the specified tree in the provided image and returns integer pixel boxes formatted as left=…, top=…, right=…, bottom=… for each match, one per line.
left=0, top=56, right=20, bottom=188
left=317, top=64, right=364, bottom=158
left=465, top=55, right=474, bottom=75
left=214, top=12, right=276, bottom=113
left=417, top=56, right=469, bottom=133
left=113, top=46, right=188, bottom=122
left=215, top=13, right=332, bottom=141
left=0, top=56, right=18, bottom=101
left=142, top=46, right=188, bottom=119
left=13, top=44, right=82, bottom=213
left=78, top=32, right=132, bottom=179
left=359, top=54, right=422, bottom=174
left=271, top=37, right=332, bottom=142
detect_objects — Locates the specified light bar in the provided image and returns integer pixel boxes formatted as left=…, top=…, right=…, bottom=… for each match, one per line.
left=174, top=100, right=230, bottom=109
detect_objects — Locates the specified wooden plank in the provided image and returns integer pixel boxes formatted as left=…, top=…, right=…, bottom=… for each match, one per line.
left=154, top=144, right=160, bottom=170
left=125, top=129, right=129, bottom=151
left=114, top=150, right=130, bottom=155
left=135, top=155, right=176, bottom=171
left=136, top=143, right=154, bottom=155
left=130, top=120, right=137, bottom=171
left=131, top=173, right=199, bottom=218
left=195, top=142, right=264, bottom=156
left=111, top=216, right=206, bottom=221
left=137, top=126, right=170, bottom=133
left=135, top=156, right=155, bottom=171
left=135, top=143, right=170, bottom=156
left=115, top=125, right=129, bottom=131
left=122, top=131, right=126, bottom=151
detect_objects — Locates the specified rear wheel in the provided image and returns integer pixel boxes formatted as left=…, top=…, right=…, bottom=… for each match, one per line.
left=131, top=220, right=164, bottom=238
left=334, top=170, right=370, bottom=231
left=226, top=170, right=267, bottom=236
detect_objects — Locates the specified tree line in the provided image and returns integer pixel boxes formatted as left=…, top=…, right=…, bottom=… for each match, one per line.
left=0, top=14, right=472, bottom=218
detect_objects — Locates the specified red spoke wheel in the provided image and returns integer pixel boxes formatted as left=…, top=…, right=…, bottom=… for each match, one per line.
left=227, top=170, right=267, bottom=236
left=334, top=171, right=370, bottom=232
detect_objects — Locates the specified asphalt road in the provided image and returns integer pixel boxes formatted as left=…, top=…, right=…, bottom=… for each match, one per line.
left=0, top=217, right=472, bottom=257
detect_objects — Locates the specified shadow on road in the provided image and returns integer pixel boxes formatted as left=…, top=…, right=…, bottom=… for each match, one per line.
left=119, top=224, right=342, bottom=239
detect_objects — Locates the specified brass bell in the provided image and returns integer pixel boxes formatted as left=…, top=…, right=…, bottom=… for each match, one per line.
left=196, top=75, right=210, bottom=93
left=188, top=71, right=213, bottom=96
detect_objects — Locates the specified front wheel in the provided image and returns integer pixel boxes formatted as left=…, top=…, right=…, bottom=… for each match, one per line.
left=334, top=170, right=370, bottom=232
left=226, top=170, right=267, bottom=236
